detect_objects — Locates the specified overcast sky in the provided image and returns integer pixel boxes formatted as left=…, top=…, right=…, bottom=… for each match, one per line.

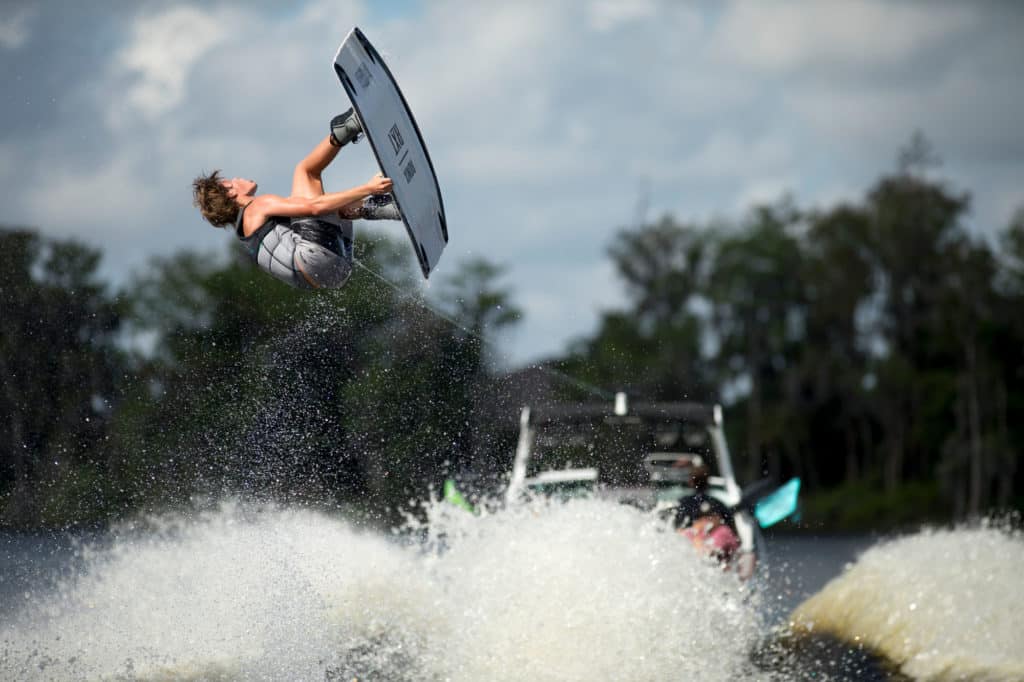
left=2, top=1, right=1022, bottom=365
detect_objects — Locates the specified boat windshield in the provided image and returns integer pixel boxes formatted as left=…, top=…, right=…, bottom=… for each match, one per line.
left=526, top=418, right=715, bottom=488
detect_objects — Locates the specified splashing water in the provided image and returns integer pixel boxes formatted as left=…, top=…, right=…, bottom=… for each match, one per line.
left=1, top=499, right=766, bottom=681
left=788, top=522, right=1024, bottom=681
left=415, top=498, right=764, bottom=681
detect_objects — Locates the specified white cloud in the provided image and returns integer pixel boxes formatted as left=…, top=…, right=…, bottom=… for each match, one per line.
left=679, top=131, right=793, bottom=181
left=513, top=258, right=625, bottom=355
left=789, top=56, right=1024, bottom=165
left=447, top=141, right=592, bottom=183
left=0, top=143, right=15, bottom=184
left=807, top=183, right=862, bottom=212
left=0, top=6, right=35, bottom=50
left=995, top=188, right=1024, bottom=228
left=113, top=6, right=238, bottom=121
left=377, top=3, right=565, bottom=127
left=733, top=174, right=798, bottom=212
left=963, top=175, right=1024, bottom=236
left=713, top=0, right=979, bottom=73
left=3, top=1, right=1022, bottom=365
left=587, top=0, right=658, bottom=32
left=789, top=86, right=914, bottom=153
left=22, top=148, right=158, bottom=238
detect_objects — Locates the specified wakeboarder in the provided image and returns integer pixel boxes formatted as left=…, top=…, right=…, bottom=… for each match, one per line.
left=192, top=110, right=400, bottom=290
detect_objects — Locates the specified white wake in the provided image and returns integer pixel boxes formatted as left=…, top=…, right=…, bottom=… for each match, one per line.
left=1, top=499, right=764, bottom=681
left=789, top=522, right=1024, bottom=681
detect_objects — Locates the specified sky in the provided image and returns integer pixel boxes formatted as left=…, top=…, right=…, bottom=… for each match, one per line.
left=1, top=0, right=1022, bottom=366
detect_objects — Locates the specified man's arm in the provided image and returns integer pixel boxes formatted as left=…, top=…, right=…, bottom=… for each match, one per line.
left=244, top=175, right=394, bottom=235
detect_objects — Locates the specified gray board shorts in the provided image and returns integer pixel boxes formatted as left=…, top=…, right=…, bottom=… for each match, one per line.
left=295, top=240, right=352, bottom=289
left=292, top=216, right=354, bottom=290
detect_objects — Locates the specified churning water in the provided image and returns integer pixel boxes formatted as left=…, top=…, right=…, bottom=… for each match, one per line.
left=1, top=500, right=1021, bottom=681
left=789, top=522, right=1024, bottom=681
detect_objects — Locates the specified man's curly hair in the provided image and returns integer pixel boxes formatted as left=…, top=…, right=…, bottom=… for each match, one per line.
left=192, top=170, right=238, bottom=228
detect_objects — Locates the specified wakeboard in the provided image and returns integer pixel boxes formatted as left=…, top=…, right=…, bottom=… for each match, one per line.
left=333, top=27, right=448, bottom=279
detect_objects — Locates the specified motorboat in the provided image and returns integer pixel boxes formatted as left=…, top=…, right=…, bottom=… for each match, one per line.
left=503, top=393, right=799, bottom=578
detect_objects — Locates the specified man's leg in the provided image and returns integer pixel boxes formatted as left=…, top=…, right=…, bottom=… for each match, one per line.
left=291, top=109, right=364, bottom=199
left=292, top=136, right=341, bottom=198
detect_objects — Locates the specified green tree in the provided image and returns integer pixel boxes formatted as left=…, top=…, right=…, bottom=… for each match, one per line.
left=861, top=167, right=970, bottom=492
left=562, top=216, right=711, bottom=400
left=707, top=201, right=805, bottom=481
left=115, top=236, right=523, bottom=524
left=341, top=256, right=523, bottom=520
left=116, top=236, right=409, bottom=507
left=436, top=257, right=522, bottom=335
left=0, top=228, right=124, bottom=527
left=550, top=136, right=1022, bottom=526
left=795, top=203, right=875, bottom=489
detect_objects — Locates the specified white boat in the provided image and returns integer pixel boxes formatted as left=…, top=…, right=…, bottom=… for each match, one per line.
left=504, top=392, right=780, bottom=578
left=519, top=467, right=599, bottom=500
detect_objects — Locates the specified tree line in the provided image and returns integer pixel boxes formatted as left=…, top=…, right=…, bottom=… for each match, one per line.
left=1, top=139, right=1022, bottom=530
left=558, top=140, right=1023, bottom=528
left=0, top=228, right=521, bottom=529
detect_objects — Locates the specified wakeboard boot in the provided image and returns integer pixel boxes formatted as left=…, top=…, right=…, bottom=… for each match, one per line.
left=329, top=108, right=363, bottom=148
left=361, top=194, right=402, bottom=221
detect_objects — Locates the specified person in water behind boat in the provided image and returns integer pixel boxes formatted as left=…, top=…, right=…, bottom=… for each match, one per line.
left=192, top=110, right=401, bottom=290
left=674, top=457, right=741, bottom=565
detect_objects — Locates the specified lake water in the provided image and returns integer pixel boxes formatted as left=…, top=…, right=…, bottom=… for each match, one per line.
left=0, top=500, right=1019, bottom=681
